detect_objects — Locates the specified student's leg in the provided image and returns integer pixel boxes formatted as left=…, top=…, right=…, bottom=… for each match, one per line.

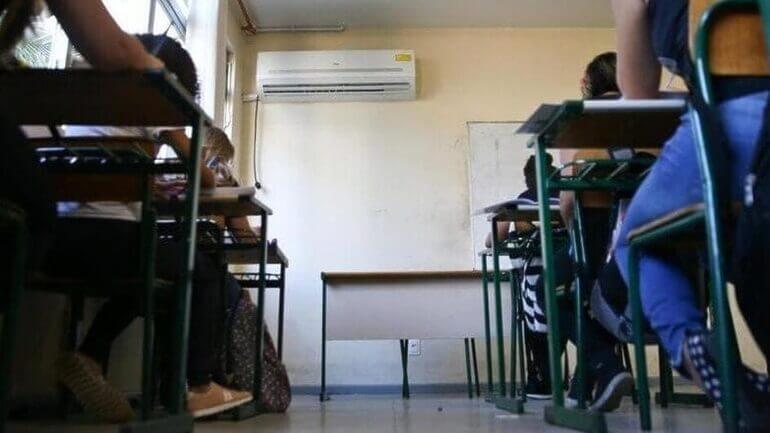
left=155, top=242, right=223, bottom=387
left=0, top=118, right=56, bottom=269
left=614, top=92, right=769, bottom=415
left=45, top=219, right=142, bottom=422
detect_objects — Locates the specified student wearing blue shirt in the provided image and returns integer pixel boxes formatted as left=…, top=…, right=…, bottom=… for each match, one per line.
left=611, top=0, right=770, bottom=428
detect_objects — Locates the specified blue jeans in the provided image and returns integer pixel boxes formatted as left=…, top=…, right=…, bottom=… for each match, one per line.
left=614, top=90, right=770, bottom=367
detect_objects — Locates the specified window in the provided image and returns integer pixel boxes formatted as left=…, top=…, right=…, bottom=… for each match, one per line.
left=14, top=0, right=190, bottom=68
left=223, top=46, right=236, bottom=139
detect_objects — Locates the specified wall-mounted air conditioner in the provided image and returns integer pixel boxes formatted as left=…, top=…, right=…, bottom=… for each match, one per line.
left=256, top=49, right=416, bottom=103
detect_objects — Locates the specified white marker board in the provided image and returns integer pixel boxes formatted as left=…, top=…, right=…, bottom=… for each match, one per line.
left=468, top=122, right=542, bottom=269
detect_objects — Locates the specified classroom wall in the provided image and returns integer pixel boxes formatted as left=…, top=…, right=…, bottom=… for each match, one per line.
left=236, top=26, right=768, bottom=389
left=235, top=27, right=617, bottom=388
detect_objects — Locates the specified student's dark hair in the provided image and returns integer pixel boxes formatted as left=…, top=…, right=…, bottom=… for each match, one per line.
left=583, top=51, right=619, bottom=99
left=523, top=153, right=554, bottom=192
left=135, top=33, right=200, bottom=99
left=0, top=0, right=35, bottom=54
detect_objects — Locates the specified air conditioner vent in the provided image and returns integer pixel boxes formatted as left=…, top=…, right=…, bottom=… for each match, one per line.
left=256, top=50, right=416, bottom=103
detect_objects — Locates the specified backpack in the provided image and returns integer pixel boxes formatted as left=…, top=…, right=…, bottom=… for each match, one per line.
left=732, top=97, right=770, bottom=361
left=219, top=288, right=291, bottom=412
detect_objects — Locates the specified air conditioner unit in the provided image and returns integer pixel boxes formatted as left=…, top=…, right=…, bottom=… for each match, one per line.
left=256, top=49, right=416, bottom=103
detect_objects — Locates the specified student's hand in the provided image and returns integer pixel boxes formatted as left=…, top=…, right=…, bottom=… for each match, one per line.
left=143, top=53, right=165, bottom=70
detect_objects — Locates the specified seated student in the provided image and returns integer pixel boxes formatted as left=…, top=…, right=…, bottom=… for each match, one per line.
left=0, top=0, right=166, bottom=272
left=485, top=155, right=557, bottom=400
left=535, top=52, right=632, bottom=411
left=611, top=0, right=770, bottom=429
left=49, top=34, right=251, bottom=422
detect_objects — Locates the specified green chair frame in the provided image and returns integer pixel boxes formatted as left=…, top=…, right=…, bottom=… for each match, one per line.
left=0, top=203, right=27, bottom=433
left=627, top=1, right=770, bottom=432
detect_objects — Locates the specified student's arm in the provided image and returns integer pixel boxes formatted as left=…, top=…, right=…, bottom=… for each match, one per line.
left=46, top=0, right=163, bottom=70
left=159, top=129, right=216, bottom=188
left=611, top=0, right=661, bottom=99
left=484, top=221, right=511, bottom=249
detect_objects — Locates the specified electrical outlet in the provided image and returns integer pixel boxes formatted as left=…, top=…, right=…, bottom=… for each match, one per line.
left=408, top=339, right=421, bottom=356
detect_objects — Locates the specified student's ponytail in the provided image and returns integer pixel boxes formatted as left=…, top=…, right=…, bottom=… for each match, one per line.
left=0, top=0, right=35, bottom=54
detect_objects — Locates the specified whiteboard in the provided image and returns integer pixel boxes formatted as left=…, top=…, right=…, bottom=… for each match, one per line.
left=326, top=276, right=513, bottom=340
left=468, top=122, right=541, bottom=269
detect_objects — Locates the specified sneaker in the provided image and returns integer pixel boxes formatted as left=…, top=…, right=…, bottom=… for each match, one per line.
left=686, top=331, right=770, bottom=433
left=565, top=373, right=596, bottom=409
left=589, top=363, right=633, bottom=413
left=187, top=382, right=253, bottom=418
left=525, top=368, right=552, bottom=400
left=56, top=352, right=135, bottom=423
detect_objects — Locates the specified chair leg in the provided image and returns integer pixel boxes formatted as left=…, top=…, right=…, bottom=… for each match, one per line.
left=691, top=102, right=739, bottom=433
left=628, top=245, right=651, bottom=431
left=657, top=346, right=672, bottom=408
left=0, top=213, right=26, bottom=433
left=139, top=212, right=157, bottom=420
left=621, top=344, right=639, bottom=405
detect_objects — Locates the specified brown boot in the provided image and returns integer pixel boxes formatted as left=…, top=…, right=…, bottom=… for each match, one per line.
left=56, top=352, right=135, bottom=423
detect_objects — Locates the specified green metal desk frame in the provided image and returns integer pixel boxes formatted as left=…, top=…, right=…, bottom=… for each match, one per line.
left=0, top=69, right=212, bottom=433
left=176, top=195, right=274, bottom=421
left=481, top=204, right=558, bottom=413
left=528, top=97, right=685, bottom=433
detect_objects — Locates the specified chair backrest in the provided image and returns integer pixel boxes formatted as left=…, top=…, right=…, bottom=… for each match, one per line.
left=28, top=137, right=156, bottom=203
left=689, top=0, right=770, bottom=76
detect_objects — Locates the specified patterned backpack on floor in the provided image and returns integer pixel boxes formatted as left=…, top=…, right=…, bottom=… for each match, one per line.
left=221, top=289, right=291, bottom=412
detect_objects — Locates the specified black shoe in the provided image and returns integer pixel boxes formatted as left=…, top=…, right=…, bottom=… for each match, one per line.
left=589, top=362, right=633, bottom=413
left=525, top=369, right=552, bottom=400
left=565, top=370, right=598, bottom=409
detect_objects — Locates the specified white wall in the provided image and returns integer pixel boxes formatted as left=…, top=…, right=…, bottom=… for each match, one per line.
left=236, top=28, right=619, bottom=387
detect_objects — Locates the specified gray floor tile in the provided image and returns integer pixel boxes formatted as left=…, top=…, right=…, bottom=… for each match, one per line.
left=8, top=393, right=722, bottom=433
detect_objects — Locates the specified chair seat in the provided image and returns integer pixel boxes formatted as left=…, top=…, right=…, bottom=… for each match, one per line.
left=627, top=204, right=706, bottom=244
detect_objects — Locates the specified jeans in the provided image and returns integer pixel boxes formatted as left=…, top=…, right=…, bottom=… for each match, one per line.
left=614, top=90, right=770, bottom=367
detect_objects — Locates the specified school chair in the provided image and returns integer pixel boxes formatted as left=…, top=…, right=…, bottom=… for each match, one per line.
left=626, top=0, right=770, bottom=431
left=30, top=137, right=167, bottom=420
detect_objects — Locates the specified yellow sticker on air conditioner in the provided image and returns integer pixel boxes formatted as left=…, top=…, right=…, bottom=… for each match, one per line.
left=395, top=53, right=412, bottom=62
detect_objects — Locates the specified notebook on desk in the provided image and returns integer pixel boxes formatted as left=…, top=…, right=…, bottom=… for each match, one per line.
left=475, top=197, right=560, bottom=216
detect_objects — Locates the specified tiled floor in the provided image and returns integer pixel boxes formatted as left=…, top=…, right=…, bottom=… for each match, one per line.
left=8, top=393, right=722, bottom=433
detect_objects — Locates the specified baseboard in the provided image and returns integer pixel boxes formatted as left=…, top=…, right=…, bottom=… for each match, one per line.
left=294, top=382, right=473, bottom=395
left=293, top=377, right=692, bottom=396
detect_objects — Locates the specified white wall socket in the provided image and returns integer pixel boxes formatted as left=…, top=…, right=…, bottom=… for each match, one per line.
left=408, top=339, right=421, bottom=356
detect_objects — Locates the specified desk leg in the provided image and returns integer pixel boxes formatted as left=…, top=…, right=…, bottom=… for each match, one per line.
left=471, top=338, right=481, bottom=397
left=535, top=138, right=606, bottom=433
left=571, top=194, right=588, bottom=409
left=491, top=217, right=507, bottom=398
left=253, top=211, right=269, bottom=412
left=515, top=271, right=527, bottom=404
left=278, top=263, right=286, bottom=360
left=465, top=339, right=474, bottom=399
left=400, top=340, right=410, bottom=399
left=481, top=256, right=494, bottom=400
left=509, top=275, right=517, bottom=398
left=168, top=115, right=204, bottom=417
left=320, top=279, right=328, bottom=402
